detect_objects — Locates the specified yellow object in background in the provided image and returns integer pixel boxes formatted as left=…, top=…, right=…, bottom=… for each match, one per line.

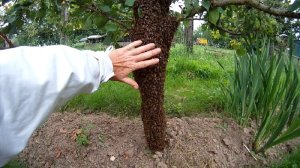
left=197, top=38, right=208, bottom=45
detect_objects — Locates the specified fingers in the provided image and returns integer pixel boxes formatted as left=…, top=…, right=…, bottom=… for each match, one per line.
left=134, top=58, right=159, bottom=70
left=135, top=48, right=162, bottom=62
left=123, top=40, right=143, bottom=50
left=120, top=77, right=139, bottom=89
left=129, top=43, right=156, bottom=55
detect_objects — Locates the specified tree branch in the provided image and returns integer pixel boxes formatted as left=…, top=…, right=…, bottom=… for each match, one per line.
left=0, top=32, right=14, bottom=48
left=85, top=4, right=131, bottom=31
left=211, top=0, right=300, bottom=19
left=177, top=6, right=206, bottom=21
left=207, top=20, right=247, bottom=36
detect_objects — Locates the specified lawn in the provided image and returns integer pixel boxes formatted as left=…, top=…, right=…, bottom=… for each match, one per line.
left=63, top=43, right=234, bottom=117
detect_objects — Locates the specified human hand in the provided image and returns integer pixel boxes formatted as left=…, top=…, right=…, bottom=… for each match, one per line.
left=108, top=40, right=161, bottom=89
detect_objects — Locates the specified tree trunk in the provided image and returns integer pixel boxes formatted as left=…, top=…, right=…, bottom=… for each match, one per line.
left=184, top=18, right=194, bottom=53
left=131, top=0, right=179, bottom=151
left=60, top=0, right=69, bottom=44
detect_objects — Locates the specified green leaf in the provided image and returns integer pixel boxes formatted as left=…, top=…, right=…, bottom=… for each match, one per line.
left=104, top=0, right=114, bottom=5
left=183, top=20, right=190, bottom=27
left=226, top=9, right=233, bottom=17
left=104, top=21, right=118, bottom=32
left=236, top=47, right=247, bottom=56
left=84, top=15, right=94, bottom=29
left=208, top=8, right=219, bottom=25
left=94, top=16, right=108, bottom=29
left=202, top=0, right=211, bottom=10
left=217, top=7, right=224, bottom=14
left=100, top=5, right=111, bottom=13
left=103, top=36, right=112, bottom=45
left=288, top=0, right=300, bottom=11
left=125, top=0, right=135, bottom=7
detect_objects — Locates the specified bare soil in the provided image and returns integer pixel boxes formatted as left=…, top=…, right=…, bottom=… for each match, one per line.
left=17, top=112, right=298, bottom=168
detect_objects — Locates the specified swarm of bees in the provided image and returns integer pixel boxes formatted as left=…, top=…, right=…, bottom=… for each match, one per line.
left=130, top=0, right=179, bottom=151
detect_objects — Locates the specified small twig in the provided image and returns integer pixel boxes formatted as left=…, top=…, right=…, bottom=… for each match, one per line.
left=177, top=6, right=206, bottom=22
left=207, top=20, right=246, bottom=36
left=243, top=143, right=258, bottom=161
left=85, top=4, right=131, bottom=31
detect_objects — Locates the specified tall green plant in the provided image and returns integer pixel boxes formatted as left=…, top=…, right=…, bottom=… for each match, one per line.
left=225, top=42, right=300, bottom=153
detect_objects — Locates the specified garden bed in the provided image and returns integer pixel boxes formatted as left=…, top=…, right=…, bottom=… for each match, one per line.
left=15, top=112, right=299, bottom=168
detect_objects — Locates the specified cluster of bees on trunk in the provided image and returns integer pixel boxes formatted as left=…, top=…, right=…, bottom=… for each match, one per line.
left=130, top=0, right=180, bottom=151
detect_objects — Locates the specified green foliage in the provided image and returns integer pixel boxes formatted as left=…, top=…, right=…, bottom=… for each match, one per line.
left=76, top=133, right=89, bottom=146
left=208, top=8, right=220, bottom=25
left=104, top=21, right=118, bottom=32
left=198, top=24, right=233, bottom=48
left=2, top=0, right=298, bottom=49
left=1, top=0, right=134, bottom=46
left=224, top=41, right=300, bottom=153
left=125, top=0, right=135, bottom=7
left=13, top=21, right=61, bottom=46
left=202, top=0, right=211, bottom=10
left=201, top=1, right=292, bottom=52
left=271, top=148, right=300, bottom=168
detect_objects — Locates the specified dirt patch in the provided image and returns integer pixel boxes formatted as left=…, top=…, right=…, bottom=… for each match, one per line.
left=17, top=112, right=298, bottom=168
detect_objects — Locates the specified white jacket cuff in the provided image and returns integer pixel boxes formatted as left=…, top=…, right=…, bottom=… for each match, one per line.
left=83, top=46, right=115, bottom=84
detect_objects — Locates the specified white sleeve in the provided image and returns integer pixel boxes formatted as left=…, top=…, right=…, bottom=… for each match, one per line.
left=0, top=45, right=114, bottom=166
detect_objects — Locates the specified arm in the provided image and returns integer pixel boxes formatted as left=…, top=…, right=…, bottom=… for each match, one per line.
left=0, top=42, right=161, bottom=166
left=0, top=45, right=114, bottom=165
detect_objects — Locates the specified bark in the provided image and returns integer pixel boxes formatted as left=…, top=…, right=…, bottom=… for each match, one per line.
left=183, top=0, right=300, bottom=22
left=184, top=18, right=194, bottom=53
left=60, top=0, right=69, bottom=44
left=211, top=0, right=300, bottom=19
left=131, top=0, right=179, bottom=151
left=0, top=32, right=14, bottom=48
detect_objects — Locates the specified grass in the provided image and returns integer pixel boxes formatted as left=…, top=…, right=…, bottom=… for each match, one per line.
left=271, top=148, right=300, bottom=168
left=62, top=43, right=234, bottom=117
left=71, top=42, right=107, bottom=51
left=3, top=160, right=27, bottom=168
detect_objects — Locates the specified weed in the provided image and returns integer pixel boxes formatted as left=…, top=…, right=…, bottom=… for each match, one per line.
left=98, top=133, right=106, bottom=147
left=215, top=122, right=228, bottom=131
left=76, top=133, right=89, bottom=146
left=75, top=124, right=93, bottom=146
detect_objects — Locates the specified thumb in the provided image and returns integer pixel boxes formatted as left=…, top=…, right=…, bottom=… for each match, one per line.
left=119, top=77, right=139, bottom=89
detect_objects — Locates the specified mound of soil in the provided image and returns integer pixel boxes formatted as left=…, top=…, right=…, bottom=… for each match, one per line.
left=17, top=112, right=297, bottom=168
